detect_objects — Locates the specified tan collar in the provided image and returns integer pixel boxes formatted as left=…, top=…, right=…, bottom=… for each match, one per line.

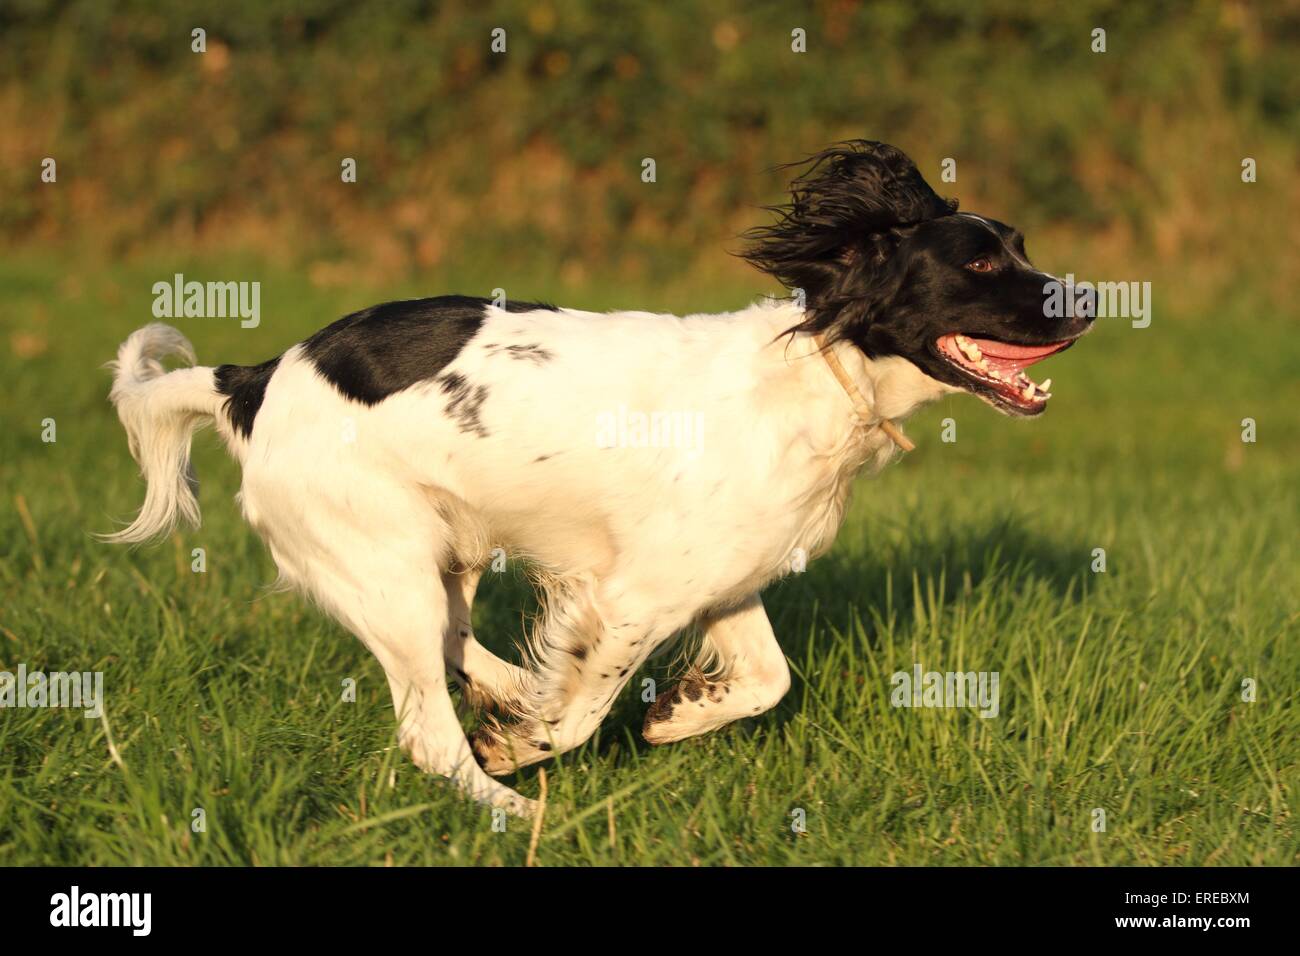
left=814, top=334, right=916, bottom=452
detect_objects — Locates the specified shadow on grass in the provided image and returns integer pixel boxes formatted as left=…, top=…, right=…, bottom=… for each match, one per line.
left=768, top=514, right=1092, bottom=646
left=469, top=515, right=1091, bottom=779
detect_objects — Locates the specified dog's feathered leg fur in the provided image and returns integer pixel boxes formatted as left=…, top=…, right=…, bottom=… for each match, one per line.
left=642, top=593, right=790, bottom=744
left=472, top=575, right=690, bottom=774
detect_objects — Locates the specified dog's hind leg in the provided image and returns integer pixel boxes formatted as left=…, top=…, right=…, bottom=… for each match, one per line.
left=277, top=516, right=536, bottom=817
left=443, top=566, right=531, bottom=714
left=357, top=565, right=534, bottom=815
left=641, top=593, right=790, bottom=745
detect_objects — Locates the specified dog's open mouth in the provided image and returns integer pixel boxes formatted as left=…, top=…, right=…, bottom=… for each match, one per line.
left=935, top=333, right=1074, bottom=414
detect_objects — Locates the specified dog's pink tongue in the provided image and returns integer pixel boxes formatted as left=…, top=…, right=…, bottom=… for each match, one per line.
left=968, top=337, right=1068, bottom=362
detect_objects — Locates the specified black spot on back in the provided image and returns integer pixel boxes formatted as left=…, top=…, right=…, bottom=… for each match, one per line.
left=437, top=372, right=490, bottom=437
left=484, top=342, right=555, bottom=364
left=214, top=356, right=281, bottom=439
left=301, top=295, right=556, bottom=406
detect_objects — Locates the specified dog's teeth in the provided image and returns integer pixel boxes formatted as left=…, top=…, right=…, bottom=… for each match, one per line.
left=1040, top=378, right=1052, bottom=391
left=1022, top=383, right=1035, bottom=401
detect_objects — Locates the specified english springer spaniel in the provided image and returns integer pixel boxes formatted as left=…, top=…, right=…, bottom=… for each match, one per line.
left=104, top=141, right=1091, bottom=816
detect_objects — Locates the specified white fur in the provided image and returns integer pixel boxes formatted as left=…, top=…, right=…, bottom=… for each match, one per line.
left=101, top=324, right=222, bottom=544
left=107, top=299, right=952, bottom=815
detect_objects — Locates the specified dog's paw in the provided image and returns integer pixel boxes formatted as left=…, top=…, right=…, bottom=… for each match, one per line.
left=641, top=676, right=725, bottom=745
left=470, top=724, right=553, bottom=776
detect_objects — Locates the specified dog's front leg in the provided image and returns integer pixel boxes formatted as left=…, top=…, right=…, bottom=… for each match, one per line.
left=642, top=593, right=790, bottom=745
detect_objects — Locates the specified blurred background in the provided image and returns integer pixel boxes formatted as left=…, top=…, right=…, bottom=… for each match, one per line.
left=1, top=0, right=1298, bottom=305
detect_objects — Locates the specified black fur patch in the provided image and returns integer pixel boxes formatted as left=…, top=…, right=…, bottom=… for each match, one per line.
left=437, top=372, right=490, bottom=437
left=214, top=357, right=281, bottom=439
left=484, top=342, right=554, bottom=364
left=301, top=295, right=556, bottom=407
left=643, top=685, right=682, bottom=726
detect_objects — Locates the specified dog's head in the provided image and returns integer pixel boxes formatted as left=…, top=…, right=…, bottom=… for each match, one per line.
left=744, top=141, right=1092, bottom=416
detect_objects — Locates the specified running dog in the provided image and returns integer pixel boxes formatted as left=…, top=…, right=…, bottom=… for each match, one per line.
left=104, top=141, right=1092, bottom=816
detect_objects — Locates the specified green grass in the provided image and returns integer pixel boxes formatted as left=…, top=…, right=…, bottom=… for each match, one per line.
left=1, top=256, right=1296, bottom=865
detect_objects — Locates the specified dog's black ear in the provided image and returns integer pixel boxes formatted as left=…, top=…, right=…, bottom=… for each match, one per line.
left=742, top=140, right=956, bottom=338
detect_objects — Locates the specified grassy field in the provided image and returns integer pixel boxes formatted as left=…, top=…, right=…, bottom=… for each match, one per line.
left=1, top=254, right=1296, bottom=866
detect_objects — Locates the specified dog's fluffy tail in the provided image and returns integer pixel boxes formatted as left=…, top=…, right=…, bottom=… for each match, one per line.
left=101, top=323, right=225, bottom=545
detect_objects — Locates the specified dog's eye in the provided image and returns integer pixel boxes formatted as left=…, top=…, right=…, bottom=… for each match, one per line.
left=965, top=257, right=995, bottom=273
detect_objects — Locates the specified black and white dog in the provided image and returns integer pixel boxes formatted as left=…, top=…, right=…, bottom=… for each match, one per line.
left=105, top=141, right=1091, bottom=816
